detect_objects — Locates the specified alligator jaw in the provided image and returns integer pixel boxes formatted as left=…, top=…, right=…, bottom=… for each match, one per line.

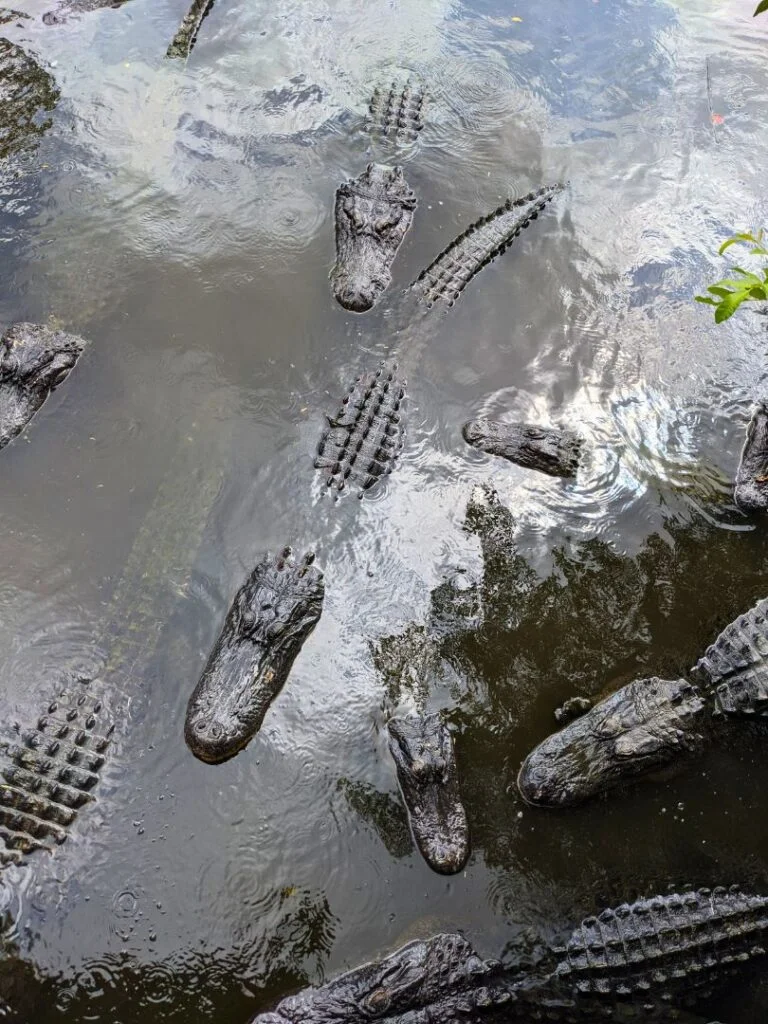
left=387, top=713, right=470, bottom=874
left=517, top=677, right=708, bottom=807
left=184, top=549, right=324, bottom=764
left=331, top=163, right=416, bottom=313
left=734, top=401, right=768, bottom=513
left=251, top=933, right=495, bottom=1024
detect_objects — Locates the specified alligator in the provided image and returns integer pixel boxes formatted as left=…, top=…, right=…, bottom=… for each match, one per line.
left=0, top=393, right=231, bottom=863
left=166, top=0, right=217, bottom=60
left=734, top=400, right=768, bottom=513
left=331, top=164, right=417, bottom=313
left=518, top=595, right=768, bottom=808
left=463, top=419, right=583, bottom=479
left=251, top=886, right=768, bottom=1023
left=331, top=81, right=563, bottom=313
left=387, top=712, right=469, bottom=874
left=319, top=187, right=564, bottom=498
left=42, top=0, right=131, bottom=24
left=184, top=549, right=325, bottom=764
left=0, top=323, right=86, bottom=453
left=0, top=38, right=59, bottom=161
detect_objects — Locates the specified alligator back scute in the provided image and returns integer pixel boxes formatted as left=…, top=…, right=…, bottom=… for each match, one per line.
left=553, top=888, right=768, bottom=999
left=366, top=80, right=425, bottom=143
left=415, top=184, right=564, bottom=308
left=315, top=363, right=406, bottom=496
left=694, top=597, right=768, bottom=716
left=0, top=681, right=112, bottom=863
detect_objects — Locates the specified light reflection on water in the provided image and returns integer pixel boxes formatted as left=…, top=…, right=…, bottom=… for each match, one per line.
left=0, top=0, right=767, bottom=1020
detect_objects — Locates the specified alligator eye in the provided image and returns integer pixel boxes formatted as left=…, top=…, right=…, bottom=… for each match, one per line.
left=363, top=987, right=390, bottom=1014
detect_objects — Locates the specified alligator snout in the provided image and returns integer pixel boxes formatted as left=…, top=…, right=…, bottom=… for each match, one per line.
left=185, top=715, right=243, bottom=765
left=332, top=274, right=384, bottom=313
left=517, top=746, right=578, bottom=808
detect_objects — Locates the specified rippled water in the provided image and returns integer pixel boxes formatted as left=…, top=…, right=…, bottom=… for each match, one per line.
left=1, top=0, right=768, bottom=1020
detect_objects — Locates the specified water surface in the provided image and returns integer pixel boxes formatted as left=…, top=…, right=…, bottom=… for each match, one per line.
left=1, top=0, right=768, bottom=1020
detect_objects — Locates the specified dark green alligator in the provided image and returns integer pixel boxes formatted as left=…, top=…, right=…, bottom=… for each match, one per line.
left=518, top=595, right=768, bottom=807
left=251, top=886, right=766, bottom=1023
left=0, top=323, right=86, bottom=453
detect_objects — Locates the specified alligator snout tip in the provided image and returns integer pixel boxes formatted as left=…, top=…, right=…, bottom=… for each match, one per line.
left=185, top=717, right=244, bottom=765
left=333, top=281, right=378, bottom=313
left=516, top=754, right=572, bottom=808
left=427, top=838, right=470, bottom=875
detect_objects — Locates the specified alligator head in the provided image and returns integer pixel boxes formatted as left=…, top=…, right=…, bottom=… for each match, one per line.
left=387, top=713, right=470, bottom=874
left=734, top=401, right=768, bottom=513
left=517, top=677, right=708, bottom=807
left=251, top=933, right=497, bottom=1023
left=330, top=163, right=416, bottom=313
left=0, top=323, right=86, bottom=450
left=185, top=549, right=324, bottom=763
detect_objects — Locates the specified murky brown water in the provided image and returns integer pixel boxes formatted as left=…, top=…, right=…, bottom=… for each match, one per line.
left=1, top=0, right=768, bottom=1020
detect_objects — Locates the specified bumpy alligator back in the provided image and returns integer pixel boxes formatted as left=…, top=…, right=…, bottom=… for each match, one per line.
left=366, top=80, right=425, bottom=143
left=0, top=682, right=113, bottom=863
left=551, top=887, right=768, bottom=1002
left=694, top=597, right=768, bottom=716
left=315, top=363, right=405, bottom=496
left=415, top=184, right=564, bottom=308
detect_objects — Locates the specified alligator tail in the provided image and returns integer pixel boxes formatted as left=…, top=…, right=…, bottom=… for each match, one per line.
left=414, top=183, right=565, bottom=308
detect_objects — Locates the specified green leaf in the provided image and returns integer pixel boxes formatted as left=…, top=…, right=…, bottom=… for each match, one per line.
left=749, top=247, right=768, bottom=256
left=755, top=0, right=768, bottom=16
left=715, top=296, right=742, bottom=323
left=749, top=286, right=768, bottom=300
left=695, top=295, right=718, bottom=306
left=719, top=233, right=758, bottom=254
left=706, top=285, right=736, bottom=297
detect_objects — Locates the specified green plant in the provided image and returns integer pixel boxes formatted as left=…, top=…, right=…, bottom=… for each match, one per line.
left=755, top=0, right=768, bottom=15
left=695, top=230, right=768, bottom=323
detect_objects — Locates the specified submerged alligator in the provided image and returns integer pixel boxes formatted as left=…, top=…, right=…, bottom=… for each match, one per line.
left=734, top=400, right=768, bottom=513
left=0, top=323, right=85, bottom=453
left=42, top=0, right=131, bottom=24
left=0, top=393, right=231, bottom=863
left=252, top=885, right=766, bottom=1022
left=518, top=594, right=768, bottom=808
left=166, top=0, right=217, bottom=59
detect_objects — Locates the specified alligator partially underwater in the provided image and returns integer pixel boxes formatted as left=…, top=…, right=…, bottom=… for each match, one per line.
left=185, top=548, right=325, bottom=764
left=252, top=886, right=766, bottom=1023
left=0, top=323, right=85, bottom=454
left=387, top=713, right=469, bottom=875
left=42, top=0, right=131, bottom=24
left=734, top=400, right=768, bottom=513
left=331, top=80, right=563, bottom=315
left=518, top=594, right=768, bottom=808
left=0, top=393, right=231, bottom=865
left=166, top=0, right=217, bottom=59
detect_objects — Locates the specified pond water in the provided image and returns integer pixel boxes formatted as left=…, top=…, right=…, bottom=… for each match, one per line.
left=1, top=0, right=768, bottom=1020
